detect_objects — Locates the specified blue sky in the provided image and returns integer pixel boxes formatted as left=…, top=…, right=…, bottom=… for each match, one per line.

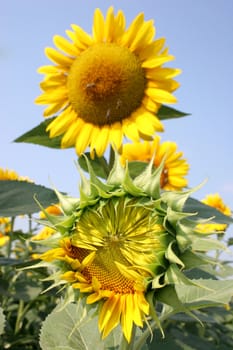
left=1, top=0, right=233, bottom=219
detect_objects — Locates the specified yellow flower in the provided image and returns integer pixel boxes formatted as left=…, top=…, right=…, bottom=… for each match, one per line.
left=0, top=168, right=32, bottom=182
left=39, top=204, right=62, bottom=219
left=39, top=198, right=168, bottom=342
left=31, top=226, right=56, bottom=241
left=196, top=193, right=231, bottom=233
left=120, top=136, right=189, bottom=190
left=35, top=7, right=180, bottom=157
left=32, top=204, right=62, bottom=241
left=0, top=218, right=10, bottom=247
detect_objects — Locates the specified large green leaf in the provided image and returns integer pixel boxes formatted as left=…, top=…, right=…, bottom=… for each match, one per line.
left=157, top=105, right=189, bottom=120
left=40, top=302, right=123, bottom=350
left=175, top=279, right=233, bottom=308
left=14, top=117, right=62, bottom=148
left=0, top=180, right=59, bottom=216
left=184, top=197, right=233, bottom=225
left=0, top=307, right=5, bottom=335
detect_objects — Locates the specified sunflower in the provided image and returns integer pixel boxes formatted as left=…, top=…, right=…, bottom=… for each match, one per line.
left=32, top=204, right=62, bottom=241
left=35, top=7, right=180, bottom=157
left=196, top=193, right=231, bottom=233
left=31, top=153, right=218, bottom=343
left=0, top=168, right=32, bottom=182
left=0, top=218, right=10, bottom=247
left=120, top=136, right=189, bottom=190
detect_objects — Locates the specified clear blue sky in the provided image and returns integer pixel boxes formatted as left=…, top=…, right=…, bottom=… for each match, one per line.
left=1, top=0, right=233, bottom=217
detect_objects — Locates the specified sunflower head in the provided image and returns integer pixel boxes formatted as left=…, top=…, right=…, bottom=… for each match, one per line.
left=0, top=168, right=32, bottom=182
left=35, top=7, right=180, bottom=157
left=0, top=218, right=10, bottom=247
left=196, top=193, right=231, bottom=233
left=32, top=152, right=220, bottom=343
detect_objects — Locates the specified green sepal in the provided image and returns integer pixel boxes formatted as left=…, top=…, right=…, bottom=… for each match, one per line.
left=180, top=250, right=209, bottom=269
left=107, top=151, right=125, bottom=186
left=53, top=189, right=79, bottom=215
left=164, top=264, right=212, bottom=290
left=78, top=153, right=110, bottom=179
left=147, top=291, right=164, bottom=338
left=165, top=241, right=185, bottom=269
left=122, top=163, right=146, bottom=197
left=191, top=235, right=230, bottom=253
left=161, top=182, right=205, bottom=212
left=175, top=220, right=195, bottom=251
left=165, top=206, right=195, bottom=227
left=133, top=156, right=162, bottom=198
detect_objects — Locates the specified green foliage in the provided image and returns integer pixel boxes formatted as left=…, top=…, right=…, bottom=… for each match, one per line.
left=184, top=197, right=233, bottom=224
left=157, top=105, right=189, bottom=120
left=0, top=181, right=60, bottom=216
left=40, top=302, right=123, bottom=350
left=14, top=117, right=62, bottom=148
left=0, top=307, right=5, bottom=335
left=0, top=223, right=59, bottom=350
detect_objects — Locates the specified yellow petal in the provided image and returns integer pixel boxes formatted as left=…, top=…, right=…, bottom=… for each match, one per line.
left=123, top=120, right=140, bottom=142
left=138, top=38, right=165, bottom=61
left=71, top=24, right=93, bottom=47
left=35, top=88, right=68, bottom=105
left=45, top=47, right=73, bottom=66
left=53, top=35, right=80, bottom=56
left=92, top=8, right=105, bottom=42
left=130, top=20, right=155, bottom=52
left=37, top=65, right=60, bottom=74
left=120, top=13, right=144, bottom=48
left=92, top=126, right=110, bottom=157
left=43, top=101, right=67, bottom=117
left=105, top=6, right=115, bottom=42
left=46, top=107, right=76, bottom=137
left=75, top=123, right=93, bottom=155
left=142, top=54, right=174, bottom=68
left=61, top=118, right=84, bottom=148
left=109, top=123, right=123, bottom=150
left=145, top=87, right=177, bottom=104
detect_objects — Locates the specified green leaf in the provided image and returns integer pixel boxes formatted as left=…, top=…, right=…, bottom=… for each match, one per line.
left=128, top=161, right=149, bottom=178
left=14, top=118, right=63, bottom=148
left=184, top=197, right=233, bottom=224
left=78, top=153, right=110, bottom=179
left=157, top=105, right=189, bottom=120
left=175, top=279, right=233, bottom=308
left=0, top=307, right=5, bottom=335
left=40, top=301, right=122, bottom=350
left=0, top=180, right=59, bottom=216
